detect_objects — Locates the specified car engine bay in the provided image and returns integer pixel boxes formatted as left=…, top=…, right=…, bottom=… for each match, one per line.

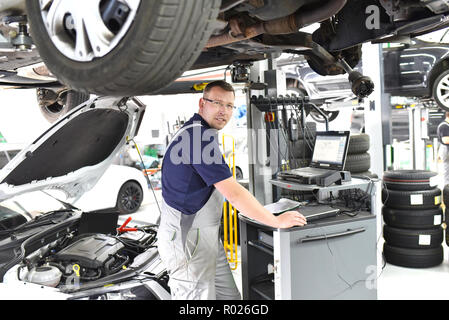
left=10, top=221, right=167, bottom=293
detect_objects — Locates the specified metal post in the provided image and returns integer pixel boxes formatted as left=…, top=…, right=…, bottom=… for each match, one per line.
left=410, top=107, right=416, bottom=169
left=246, top=60, right=273, bottom=204
left=361, top=42, right=385, bottom=279
left=246, top=59, right=287, bottom=205
left=362, top=43, right=388, bottom=177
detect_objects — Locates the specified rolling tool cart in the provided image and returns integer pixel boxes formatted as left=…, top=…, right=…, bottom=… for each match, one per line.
left=239, top=178, right=379, bottom=300
left=241, top=62, right=379, bottom=299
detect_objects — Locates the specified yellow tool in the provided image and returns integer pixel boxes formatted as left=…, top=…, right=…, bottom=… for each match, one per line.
left=193, top=82, right=209, bottom=91
left=72, top=264, right=80, bottom=277
left=221, top=134, right=239, bottom=270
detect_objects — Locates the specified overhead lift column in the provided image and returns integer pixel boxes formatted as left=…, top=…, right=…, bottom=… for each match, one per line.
left=246, top=58, right=287, bottom=205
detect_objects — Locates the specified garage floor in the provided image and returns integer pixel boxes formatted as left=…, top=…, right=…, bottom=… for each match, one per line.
left=133, top=189, right=449, bottom=300
left=377, top=239, right=449, bottom=300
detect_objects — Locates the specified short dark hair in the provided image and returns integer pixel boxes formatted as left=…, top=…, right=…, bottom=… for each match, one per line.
left=203, top=80, right=235, bottom=96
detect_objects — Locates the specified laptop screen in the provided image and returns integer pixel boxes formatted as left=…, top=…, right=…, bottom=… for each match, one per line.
left=78, top=209, right=120, bottom=235
left=311, top=131, right=350, bottom=169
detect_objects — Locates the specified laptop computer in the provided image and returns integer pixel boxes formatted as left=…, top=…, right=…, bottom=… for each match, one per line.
left=265, top=201, right=340, bottom=221
left=258, top=204, right=341, bottom=246
left=293, top=204, right=340, bottom=222
left=78, top=208, right=120, bottom=235
left=278, top=131, right=350, bottom=184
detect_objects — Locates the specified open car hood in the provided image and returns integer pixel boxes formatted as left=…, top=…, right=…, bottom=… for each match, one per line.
left=0, top=96, right=145, bottom=202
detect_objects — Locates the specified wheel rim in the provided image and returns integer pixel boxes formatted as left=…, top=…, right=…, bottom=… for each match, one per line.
left=235, top=168, right=243, bottom=180
left=39, top=0, right=141, bottom=62
left=37, top=88, right=67, bottom=114
left=44, top=101, right=64, bottom=114
left=119, top=183, right=142, bottom=212
left=309, top=110, right=339, bottom=123
left=436, top=73, right=449, bottom=109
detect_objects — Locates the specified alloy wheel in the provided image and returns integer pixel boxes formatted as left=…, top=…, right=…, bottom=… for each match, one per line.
left=39, top=0, right=141, bottom=61
left=435, top=73, right=449, bottom=110
left=119, top=182, right=142, bottom=213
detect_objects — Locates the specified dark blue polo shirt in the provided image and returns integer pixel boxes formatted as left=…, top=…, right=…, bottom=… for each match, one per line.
left=437, top=121, right=449, bottom=145
left=161, top=113, right=232, bottom=215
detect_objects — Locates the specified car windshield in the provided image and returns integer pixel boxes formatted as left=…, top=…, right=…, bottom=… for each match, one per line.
left=441, top=28, right=449, bottom=43
left=0, top=149, right=21, bottom=170
left=0, top=190, right=68, bottom=222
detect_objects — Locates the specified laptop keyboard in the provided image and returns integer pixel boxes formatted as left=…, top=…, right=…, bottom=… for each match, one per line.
left=292, top=167, right=332, bottom=176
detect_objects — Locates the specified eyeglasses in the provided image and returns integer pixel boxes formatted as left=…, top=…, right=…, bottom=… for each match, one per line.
left=203, top=97, right=235, bottom=111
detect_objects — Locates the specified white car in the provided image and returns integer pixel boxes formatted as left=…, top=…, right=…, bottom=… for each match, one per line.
left=0, top=97, right=170, bottom=300
left=1, top=145, right=149, bottom=215
left=0, top=143, right=26, bottom=169
left=232, top=145, right=249, bottom=181
left=74, top=164, right=149, bottom=215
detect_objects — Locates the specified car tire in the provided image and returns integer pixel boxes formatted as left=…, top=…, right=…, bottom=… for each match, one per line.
left=383, top=170, right=438, bottom=191
left=347, top=134, right=370, bottom=154
left=383, top=243, right=443, bottom=268
left=343, top=153, right=371, bottom=173
left=351, top=171, right=378, bottom=179
left=297, top=122, right=317, bottom=139
left=382, top=206, right=443, bottom=229
left=446, top=208, right=449, bottom=246
left=286, top=78, right=308, bottom=97
left=37, top=89, right=89, bottom=123
left=235, top=167, right=244, bottom=180
left=291, top=139, right=313, bottom=158
left=26, top=0, right=220, bottom=96
left=381, top=188, right=442, bottom=210
left=290, top=157, right=311, bottom=169
left=116, top=180, right=144, bottom=215
left=383, top=225, right=443, bottom=249
left=432, top=69, right=449, bottom=112
left=443, top=184, right=449, bottom=207
left=309, top=109, right=340, bottom=123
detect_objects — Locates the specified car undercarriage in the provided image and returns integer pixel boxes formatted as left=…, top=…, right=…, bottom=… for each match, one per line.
left=0, top=0, right=446, bottom=97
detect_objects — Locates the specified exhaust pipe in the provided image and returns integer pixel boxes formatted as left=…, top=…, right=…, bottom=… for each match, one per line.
left=206, top=0, right=347, bottom=48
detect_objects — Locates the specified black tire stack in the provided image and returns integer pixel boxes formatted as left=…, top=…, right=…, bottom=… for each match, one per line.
left=443, top=185, right=449, bottom=248
left=382, top=170, right=444, bottom=268
left=343, top=134, right=377, bottom=178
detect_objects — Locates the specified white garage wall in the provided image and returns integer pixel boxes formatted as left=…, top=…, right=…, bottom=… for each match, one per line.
left=0, top=89, right=51, bottom=144
left=0, top=88, right=246, bottom=149
left=136, top=93, right=202, bottom=144
left=136, top=87, right=248, bottom=147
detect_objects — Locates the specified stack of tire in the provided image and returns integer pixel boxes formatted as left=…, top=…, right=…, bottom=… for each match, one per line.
left=382, top=170, right=444, bottom=268
left=344, top=133, right=377, bottom=178
left=443, top=185, right=449, bottom=251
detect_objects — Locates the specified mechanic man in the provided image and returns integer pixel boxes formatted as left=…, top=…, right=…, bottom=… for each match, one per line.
left=157, top=80, right=307, bottom=300
left=437, top=112, right=449, bottom=185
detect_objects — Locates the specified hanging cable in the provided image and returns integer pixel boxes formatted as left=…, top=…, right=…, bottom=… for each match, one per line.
left=128, top=138, right=162, bottom=219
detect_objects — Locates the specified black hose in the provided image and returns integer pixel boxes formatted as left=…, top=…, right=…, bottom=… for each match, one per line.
left=107, top=254, right=130, bottom=275
left=1, top=231, right=41, bottom=279
left=0, top=217, right=78, bottom=282
left=80, top=269, right=102, bottom=281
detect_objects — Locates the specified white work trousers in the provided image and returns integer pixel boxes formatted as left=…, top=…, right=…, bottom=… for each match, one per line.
left=157, top=189, right=241, bottom=300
